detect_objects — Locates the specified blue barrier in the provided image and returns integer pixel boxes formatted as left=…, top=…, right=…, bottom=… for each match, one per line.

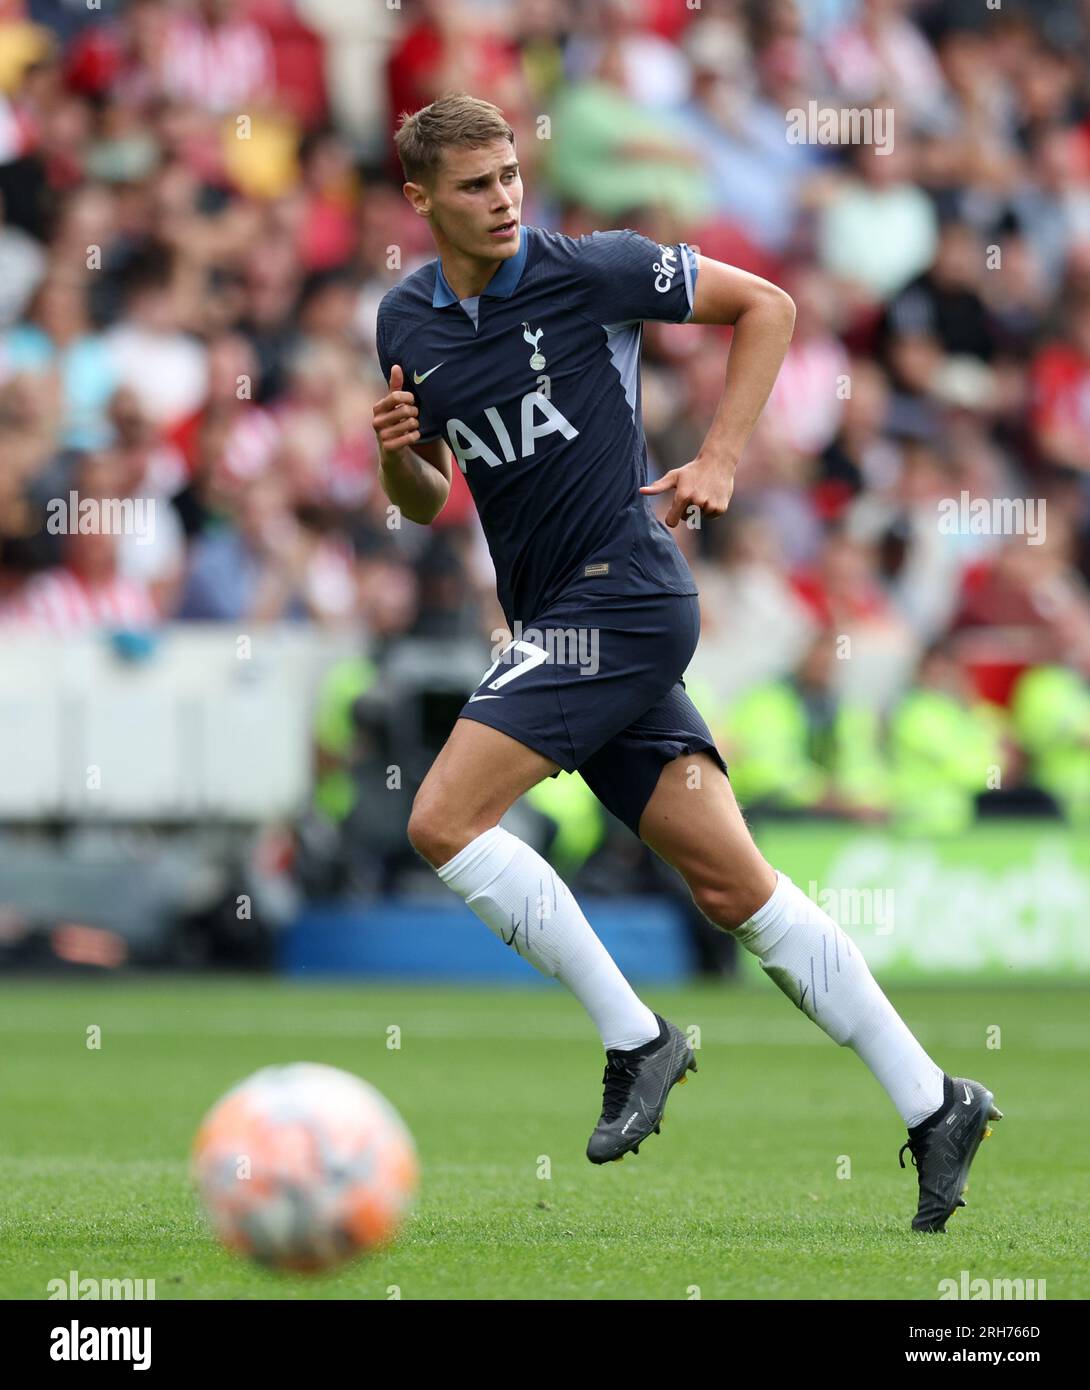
left=280, top=897, right=695, bottom=983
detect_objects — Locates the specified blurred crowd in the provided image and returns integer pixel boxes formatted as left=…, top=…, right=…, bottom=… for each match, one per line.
left=2, top=0, right=1090, bottom=837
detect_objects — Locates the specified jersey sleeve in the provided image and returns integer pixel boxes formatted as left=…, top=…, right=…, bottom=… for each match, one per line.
left=375, top=297, right=442, bottom=444
left=574, top=228, right=699, bottom=327
left=374, top=300, right=395, bottom=385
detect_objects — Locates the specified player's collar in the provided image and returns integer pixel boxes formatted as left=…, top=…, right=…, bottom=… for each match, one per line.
left=432, top=226, right=530, bottom=308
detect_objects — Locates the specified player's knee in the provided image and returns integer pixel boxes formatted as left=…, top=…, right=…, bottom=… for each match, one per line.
left=691, top=871, right=775, bottom=932
left=406, top=799, right=453, bottom=867
left=407, top=796, right=481, bottom=869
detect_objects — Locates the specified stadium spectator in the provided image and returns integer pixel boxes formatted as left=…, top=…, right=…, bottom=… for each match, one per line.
left=1, top=0, right=1089, bottom=845
left=0, top=480, right=158, bottom=632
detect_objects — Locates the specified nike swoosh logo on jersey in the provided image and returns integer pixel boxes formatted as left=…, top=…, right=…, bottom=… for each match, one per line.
left=962, top=1084, right=973, bottom=1105
left=468, top=693, right=501, bottom=703
left=413, top=363, right=444, bottom=384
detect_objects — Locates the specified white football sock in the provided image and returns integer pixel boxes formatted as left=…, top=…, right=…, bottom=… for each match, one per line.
left=436, top=825, right=660, bottom=1051
left=735, top=871, right=945, bottom=1127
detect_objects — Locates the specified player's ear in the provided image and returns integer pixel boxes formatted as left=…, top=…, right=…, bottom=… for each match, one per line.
left=403, top=181, right=431, bottom=218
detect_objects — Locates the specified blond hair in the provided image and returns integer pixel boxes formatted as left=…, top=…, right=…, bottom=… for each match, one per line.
left=395, top=93, right=515, bottom=185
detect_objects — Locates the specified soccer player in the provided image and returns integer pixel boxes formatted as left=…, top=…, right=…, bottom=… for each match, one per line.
left=370, top=94, right=1001, bottom=1232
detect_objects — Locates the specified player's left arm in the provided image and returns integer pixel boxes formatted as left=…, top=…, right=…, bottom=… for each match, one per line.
left=641, top=256, right=796, bottom=527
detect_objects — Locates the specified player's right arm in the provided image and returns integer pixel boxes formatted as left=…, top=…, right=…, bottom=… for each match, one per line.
left=371, top=364, right=452, bottom=525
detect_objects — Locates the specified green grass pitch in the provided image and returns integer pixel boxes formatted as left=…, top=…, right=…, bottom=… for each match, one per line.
left=1, top=977, right=1087, bottom=1300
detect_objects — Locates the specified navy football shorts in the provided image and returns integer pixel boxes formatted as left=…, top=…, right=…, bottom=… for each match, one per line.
left=457, top=591, right=729, bottom=837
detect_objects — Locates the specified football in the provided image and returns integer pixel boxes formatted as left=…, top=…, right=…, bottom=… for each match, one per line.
left=191, top=1062, right=418, bottom=1272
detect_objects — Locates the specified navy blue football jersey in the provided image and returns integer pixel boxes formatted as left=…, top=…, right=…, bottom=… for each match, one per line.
left=375, top=225, right=701, bottom=627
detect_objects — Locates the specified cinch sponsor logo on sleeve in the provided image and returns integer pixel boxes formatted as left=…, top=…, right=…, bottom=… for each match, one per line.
left=50, top=1322, right=152, bottom=1371
left=652, top=244, right=679, bottom=293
